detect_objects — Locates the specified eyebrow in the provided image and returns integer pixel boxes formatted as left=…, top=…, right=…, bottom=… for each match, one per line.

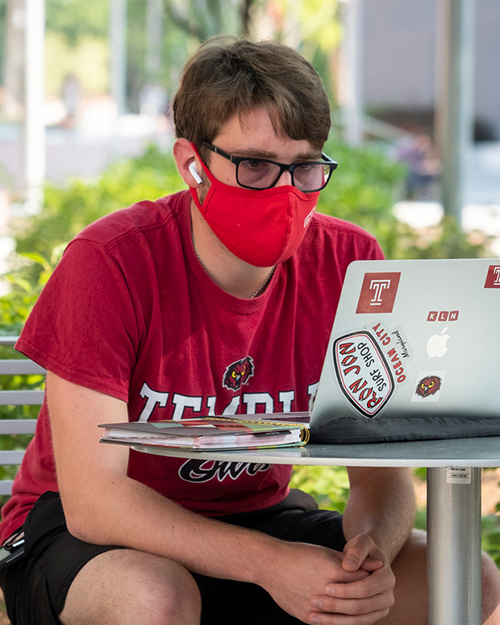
left=228, top=147, right=323, bottom=162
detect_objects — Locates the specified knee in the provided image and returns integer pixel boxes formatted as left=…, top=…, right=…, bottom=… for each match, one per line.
left=142, top=561, right=201, bottom=625
left=61, top=549, right=201, bottom=625
left=481, top=552, right=500, bottom=624
left=164, top=563, right=202, bottom=624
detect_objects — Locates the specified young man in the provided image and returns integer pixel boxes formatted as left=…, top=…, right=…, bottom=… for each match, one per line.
left=0, top=37, right=499, bottom=625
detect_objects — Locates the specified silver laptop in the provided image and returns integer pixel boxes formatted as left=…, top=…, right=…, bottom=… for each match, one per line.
left=309, top=258, right=500, bottom=443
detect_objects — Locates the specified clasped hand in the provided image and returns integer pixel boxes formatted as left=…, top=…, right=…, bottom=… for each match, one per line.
left=264, top=535, right=396, bottom=625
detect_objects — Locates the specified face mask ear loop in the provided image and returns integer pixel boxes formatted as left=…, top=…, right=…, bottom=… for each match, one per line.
left=188, top=185, right=205, bottom=215
left=190, top=143, right=219, bottom=183
left=188, top=143, right=213, bottom=214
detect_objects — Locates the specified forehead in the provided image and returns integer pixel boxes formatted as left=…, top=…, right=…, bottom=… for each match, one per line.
left=213, top=107, right=318, bottom=160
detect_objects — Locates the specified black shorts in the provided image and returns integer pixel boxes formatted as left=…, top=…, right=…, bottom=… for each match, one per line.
left=0, top=490, right=346, bottom=625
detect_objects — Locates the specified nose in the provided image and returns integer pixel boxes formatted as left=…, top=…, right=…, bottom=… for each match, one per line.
left=275, top=168, right=293, bottom=187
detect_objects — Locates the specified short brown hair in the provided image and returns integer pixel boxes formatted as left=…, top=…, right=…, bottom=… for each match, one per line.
left=172, top=37, right=331, bottom=151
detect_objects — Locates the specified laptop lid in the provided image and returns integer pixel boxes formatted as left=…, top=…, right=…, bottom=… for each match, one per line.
left=310, top=258, right=500, bottom=443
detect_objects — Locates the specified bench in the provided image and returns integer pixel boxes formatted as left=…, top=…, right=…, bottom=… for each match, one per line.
left=0, top=337, right=45, bottom=496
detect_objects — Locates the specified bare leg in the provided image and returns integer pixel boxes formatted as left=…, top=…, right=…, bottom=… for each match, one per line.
left=483, top=554, right=500, bottom=625
left=379, top=530, right=500, bottom=625
left=59, top=549, right=201, bottom=625
left=59, top=532, right=500, bottom=625
left=380, top=529, right=427, bottom=625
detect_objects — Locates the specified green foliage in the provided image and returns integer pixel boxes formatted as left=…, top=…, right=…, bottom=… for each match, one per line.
left=2, top=243, right=65, bottom=314
left=319, top=138, right=407, bottom=258
left=290, top=465, right=349, bottom=513
left=0, top=252, right=51, bottom=412
left=482, top=515, right=500, bottom=568
left=0, top=0, right=8, bottom=82
left=45, top=32, right=110, bottom=97
left=0, top=248, right=59, bottom=338
left=396, top=216, right=493, bottom=260
left=41, top=0, right=267, bottom=107
left=13, top=144, right=183, bottom=283
left=319, top=138, right=495, bottom=261
left=46, top=0, right=109, bottom=46
left=0, top=252, right=49, bottom=491
left=414, top=506, right=427, bottom=531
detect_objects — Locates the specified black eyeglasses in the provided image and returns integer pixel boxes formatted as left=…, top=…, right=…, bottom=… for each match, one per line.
left=202, top=142, right=337, bottom=193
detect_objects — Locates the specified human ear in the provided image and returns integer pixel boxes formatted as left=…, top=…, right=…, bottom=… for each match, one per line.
left=173, top=138, right=203, bottom=188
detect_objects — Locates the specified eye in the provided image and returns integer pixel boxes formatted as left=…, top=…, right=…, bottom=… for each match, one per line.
left=296, top=162, right=314, bottom=171
left=240, top=159, right=272, bottom=172
left=247, top=160, right=264, bottom=169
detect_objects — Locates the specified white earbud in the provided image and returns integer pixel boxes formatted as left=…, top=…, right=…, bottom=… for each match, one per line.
left=189, top=162, right=203, bottom=185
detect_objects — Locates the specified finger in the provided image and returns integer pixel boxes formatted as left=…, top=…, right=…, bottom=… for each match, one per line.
left=341, top=539, right=373, bottom=572
left=329, top=568, right=371, bottom=584
left=310, top=587, right=394, bottom=615
left=359, top=558, right=384, bottom=572
left=324, top=567, right=396, bottom=601
left=306, top=606, right=391, bottom=625
left=311, top=591, right=394, bottom=616
left=342, top=538, right=385, bottom=572
left=342, top=549, right=369, bottom=572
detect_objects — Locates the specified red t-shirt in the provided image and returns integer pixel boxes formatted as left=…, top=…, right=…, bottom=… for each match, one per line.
left=0, top=190, right=383, bottom=541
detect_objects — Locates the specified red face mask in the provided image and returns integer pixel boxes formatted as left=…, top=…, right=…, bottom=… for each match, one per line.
left=189, top=151, right=319, bottom=267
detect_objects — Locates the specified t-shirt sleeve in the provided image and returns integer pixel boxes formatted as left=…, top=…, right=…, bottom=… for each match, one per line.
left=351, top=225, right=386, bottom=263
left=16, top=239, right=140, bottom=402
left=369, top=237, right=385, bottom=261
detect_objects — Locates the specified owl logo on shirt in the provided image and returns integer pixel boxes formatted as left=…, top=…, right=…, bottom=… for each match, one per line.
left=223, top=356, right=254, bottom=392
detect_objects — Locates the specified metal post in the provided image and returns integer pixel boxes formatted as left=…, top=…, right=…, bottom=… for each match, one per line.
left=110, top=0, right=128, bottom=117
left=436, top=0, right=475, bottom=222
left=427, top=466, right=482, bottom=625
left=145, top=0, right=162, bottom=82
left=24, top=0, right=45, bottom=214
left=338, top=0, right=364, bottom=146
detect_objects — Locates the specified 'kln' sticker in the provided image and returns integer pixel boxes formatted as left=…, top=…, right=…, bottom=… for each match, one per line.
left=333, top=331, right=394, bottom=419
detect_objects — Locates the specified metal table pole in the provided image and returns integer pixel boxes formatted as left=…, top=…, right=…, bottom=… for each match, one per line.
left=427, top=466, right=482, bottom=624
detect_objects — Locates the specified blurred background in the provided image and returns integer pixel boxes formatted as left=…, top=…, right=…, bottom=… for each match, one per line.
left=0, top=3, right=500, bottom=605
left=0, top=0, right=499, bottom=268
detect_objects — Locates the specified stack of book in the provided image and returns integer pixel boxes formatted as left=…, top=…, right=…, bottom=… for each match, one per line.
left=99, top=415, right=310, bottom=452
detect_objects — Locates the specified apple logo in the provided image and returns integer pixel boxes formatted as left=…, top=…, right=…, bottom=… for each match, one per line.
left=427, top=327, right=450, bottom=358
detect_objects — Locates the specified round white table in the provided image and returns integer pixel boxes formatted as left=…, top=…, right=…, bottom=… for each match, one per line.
left=131, top=437, right=500, bottom=625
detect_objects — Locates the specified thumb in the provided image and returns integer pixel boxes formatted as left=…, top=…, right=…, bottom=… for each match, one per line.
left=342, top=545, right=363, bottom=572
left=342, top=537, right=384, bottom=572
left=342, top=550, right=383, bottom=572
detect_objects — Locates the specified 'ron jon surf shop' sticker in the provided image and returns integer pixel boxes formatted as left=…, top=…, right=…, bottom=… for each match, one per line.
left=333, top=331, right=395, bottom=419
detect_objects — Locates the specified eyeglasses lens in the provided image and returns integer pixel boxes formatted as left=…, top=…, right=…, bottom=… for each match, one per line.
left=237, top=160, right=331, bottom=192
left=293, top=164, right=329, bottom=192
left=238, top=160, right=279, bottom=189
